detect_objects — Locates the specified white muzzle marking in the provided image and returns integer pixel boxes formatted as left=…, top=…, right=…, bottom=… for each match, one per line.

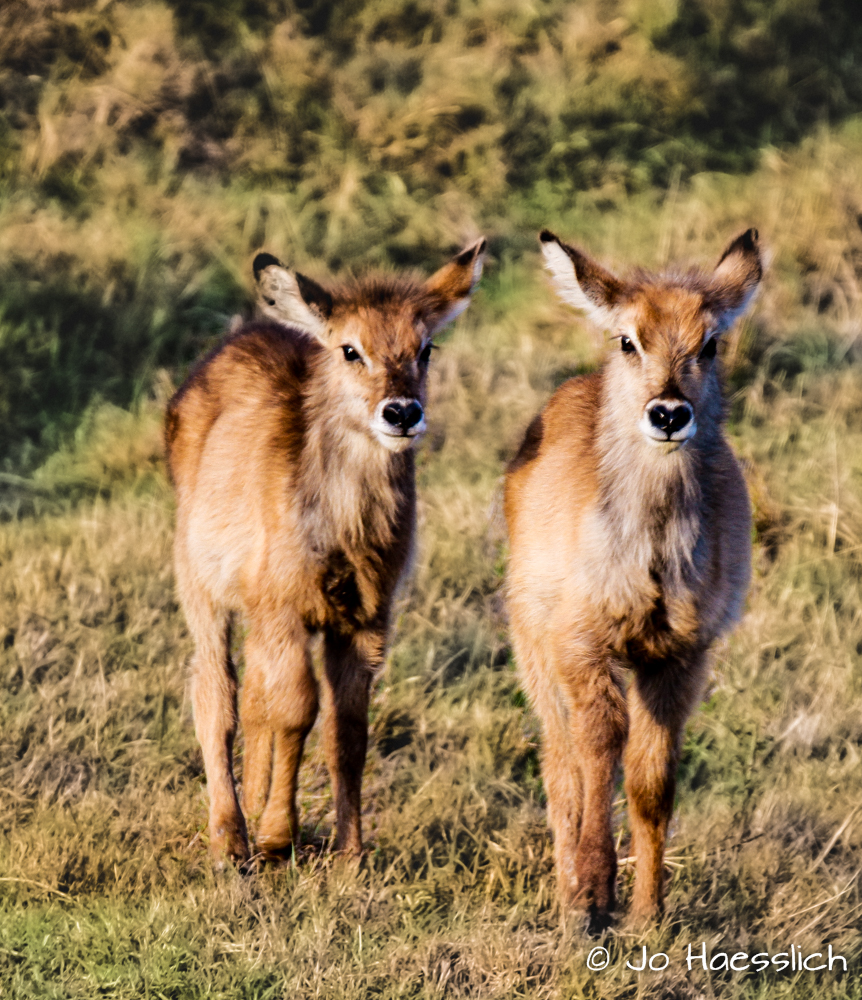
left=639, top=398, right=696, bottom=452
left=371, top=398, right=426, bottom=452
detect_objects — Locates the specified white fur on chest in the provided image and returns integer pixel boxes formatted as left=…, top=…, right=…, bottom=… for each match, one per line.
left=575, top=445, right=704, bottom=625
left=297, top=421, right=405, bottom=557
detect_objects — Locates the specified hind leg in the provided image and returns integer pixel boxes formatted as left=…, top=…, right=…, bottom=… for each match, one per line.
left=182, top=582, right=248, bottom=865
left=239, top=654, right=273, bottom=835
left=241, top=616, right=318, bottom=855
left=321, top=629, right=382, bottom=855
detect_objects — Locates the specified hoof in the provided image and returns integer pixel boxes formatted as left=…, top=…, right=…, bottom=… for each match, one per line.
left=626, top=902, right=663, bottom=928
left=255, top=832, right=297, bottom=861
left=585, top=904, right=614, bottom=937
left=209, top=817, right=250, bottom=868
left=559, top=880, right=615, bottom=937
left=333, top=823, right=363, bottom=858
left=333, top=839, right=363, bottom=860
left=255, top=811, right=299, bottom=860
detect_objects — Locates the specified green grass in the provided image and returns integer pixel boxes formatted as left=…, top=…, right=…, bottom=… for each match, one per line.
left=3, top=0, right=862, bottom=469
left=1, top=305, right=861, bottom=997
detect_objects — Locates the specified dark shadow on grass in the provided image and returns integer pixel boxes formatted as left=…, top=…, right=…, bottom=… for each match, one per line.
left=0, top=262, right=245, bottom=473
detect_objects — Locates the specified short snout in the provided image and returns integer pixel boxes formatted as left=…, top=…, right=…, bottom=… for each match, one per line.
left=372, top=397, right=426, bottom=451
left=639, top=398, right=696, bottom=450
left=383, top=400, right=424, bottom=432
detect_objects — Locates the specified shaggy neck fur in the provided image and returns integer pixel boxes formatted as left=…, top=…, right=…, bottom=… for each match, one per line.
left=294, top=355, right=414, bottom=556
left=595, top=369, right=724, bottom=587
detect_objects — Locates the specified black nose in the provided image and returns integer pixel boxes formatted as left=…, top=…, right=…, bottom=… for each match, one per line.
left=648, top=402, right=691, bottom=436
left=382, top=400, right=424, bottom=431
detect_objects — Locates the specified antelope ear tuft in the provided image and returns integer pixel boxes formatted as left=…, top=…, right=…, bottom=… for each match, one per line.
left=707, top=228, right=763, bottom=332
left=254, top=254, right=332, bottom=341
left=422, top=237, right=487, bottom=333
left=539, top=231, right=625, bottom=330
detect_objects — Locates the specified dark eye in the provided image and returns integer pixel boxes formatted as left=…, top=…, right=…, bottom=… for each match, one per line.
left=418, top=342, right=433, bottom=364
left=342, top=345, right=361, bottom=362
left=699, top=337, right=717, bottom=361
left=620, top=336, right=636, bottom=354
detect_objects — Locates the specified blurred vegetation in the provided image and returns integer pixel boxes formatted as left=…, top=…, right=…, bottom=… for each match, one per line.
left=2, top=0, right=862, bottom=468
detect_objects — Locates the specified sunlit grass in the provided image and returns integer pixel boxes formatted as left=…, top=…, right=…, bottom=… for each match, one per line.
left=2, top=5, right=862, bottom=991
left=2, top=305, right=861, bottom=996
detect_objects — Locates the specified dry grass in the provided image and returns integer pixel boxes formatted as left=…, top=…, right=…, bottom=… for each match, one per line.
left=3, top=3, right=862, bottom=995
left=2, top=268, right=862, bottom=996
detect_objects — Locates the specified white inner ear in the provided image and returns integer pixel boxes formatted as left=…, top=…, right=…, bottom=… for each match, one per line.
left=256, top=265, right=328, bottom=342
left=711, top=286, right=759, bottom=334
left=541, top=241, right=617, bottom=330
left=468, top=246, right=485, bottom=289
left=425, top=296, right=471, bottom=334
left=711, top=252, right=762, bottom=333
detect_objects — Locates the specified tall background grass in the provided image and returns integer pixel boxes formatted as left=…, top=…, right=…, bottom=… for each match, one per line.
left=1, top=1, right=862, bottom=997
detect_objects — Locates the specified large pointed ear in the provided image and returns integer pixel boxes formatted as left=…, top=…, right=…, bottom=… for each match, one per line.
left=421, top=237, right=487, bottom=334
left=706, top=228, right=763, bottom=333
left=539, top=230, right=626, bottom=330
left=253, top=252, right=333, bottom=342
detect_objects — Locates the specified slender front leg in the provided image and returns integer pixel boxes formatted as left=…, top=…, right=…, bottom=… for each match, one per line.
left=241, top=617, right=318, bottom=856
left=562, top=653, right=628, bottom=928
left=321, top=629, right=382, bottom=855
left=624, top=656, right=706, bottom=921
left=516, top=637, right=585, bottom=906
left=183, top=587, right=248, bottom=865
left=513, top=615, right=627, bottom=928
left=540, top=703, right=585, bottom=907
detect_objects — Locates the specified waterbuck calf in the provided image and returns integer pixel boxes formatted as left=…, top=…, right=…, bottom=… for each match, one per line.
left=505, top=229, right=762, bottom=927
left=166, top=239, right=486, bottom=863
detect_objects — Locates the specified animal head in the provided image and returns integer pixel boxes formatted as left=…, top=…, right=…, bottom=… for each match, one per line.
left=540, top=229, right=762, bottom=452
left=253, top=239, right=486, bottom=452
